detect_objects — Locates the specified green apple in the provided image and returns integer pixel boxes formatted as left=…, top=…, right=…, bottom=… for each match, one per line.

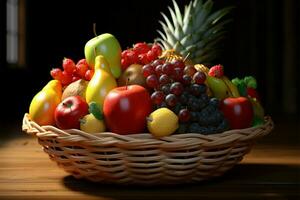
left=84, top=33, right=122, bottom=78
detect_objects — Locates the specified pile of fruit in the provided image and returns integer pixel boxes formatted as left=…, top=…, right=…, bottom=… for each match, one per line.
left=28, top=0, right=266, bottom=138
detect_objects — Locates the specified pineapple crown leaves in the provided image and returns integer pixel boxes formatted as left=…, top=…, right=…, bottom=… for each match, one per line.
left=156, top=0, right=234, bottom=64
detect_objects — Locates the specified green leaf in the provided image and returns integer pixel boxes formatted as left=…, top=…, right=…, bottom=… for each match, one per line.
left=244, top=76, right=257, bottom=89
left=160, top=13, right=174, bottom=33
left=172, top=0, right=183, bottom=26
left=89, top=102, right=103, bottom=120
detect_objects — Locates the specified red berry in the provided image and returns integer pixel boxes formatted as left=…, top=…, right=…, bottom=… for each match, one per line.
left=85, top=69, right=94, bottom=81
left=133, top=42, right=151, bottom=54
left=138, top=53, right=149, bottom=65
left=72, top=76, right=80, bottom=82
left=127, top=50, right=139, bottom=64
left=77, top=59, right=88, bottom=67
left=208, top=64, right=224, bottom=78
left=63, top=58, right=76, bottom=74
left=61, top=71, right=73, bottom=86
left=121, top=49, right=131, bottom=58
left=146, top=50, right=157, bottom=62
left=75, top=63, right=88, bottom=78
left=121, top=58, right=130, bottom=70
left=193, top=71, right=206, bottom=84
left=151, top=44, right=162, bottom=56
left=50, top=68, right=63, bottom=81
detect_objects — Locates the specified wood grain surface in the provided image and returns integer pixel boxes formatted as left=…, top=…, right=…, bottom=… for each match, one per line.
left=0, top=117, right=299, bottom=200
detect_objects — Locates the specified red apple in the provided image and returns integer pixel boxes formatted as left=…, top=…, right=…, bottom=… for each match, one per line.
left=103, top=85, right=152, bottom=134
left=54, top=96, right=89, bottom=129
left=220, top=97, right=254, bottom=129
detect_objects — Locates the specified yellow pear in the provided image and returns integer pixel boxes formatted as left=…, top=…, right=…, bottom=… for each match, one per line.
left=85, top=55, right=117, bottom=107
left=29, top=80, right=62, bottom=126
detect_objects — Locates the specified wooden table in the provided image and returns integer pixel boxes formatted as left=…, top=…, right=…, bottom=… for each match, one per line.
left=0, top=117, right=299, bottom=200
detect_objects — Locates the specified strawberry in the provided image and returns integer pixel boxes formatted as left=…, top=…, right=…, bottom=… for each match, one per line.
left=208, top=64, right=224, bottom=78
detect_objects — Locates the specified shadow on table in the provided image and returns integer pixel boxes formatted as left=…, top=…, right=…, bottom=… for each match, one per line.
left=62, top=163, right=300, bottom=200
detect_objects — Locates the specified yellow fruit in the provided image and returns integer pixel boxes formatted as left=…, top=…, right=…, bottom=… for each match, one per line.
left=29, top=80, right=62, bottom=126
left=80, top=113, right=105, bottom=133
left=86, top=55, right=117, bottom=108
left=94, top=55, right=112, bottom=74
left=147, top=108, right=178, bottom=138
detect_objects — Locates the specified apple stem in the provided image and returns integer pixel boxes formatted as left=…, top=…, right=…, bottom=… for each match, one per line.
left=125, top=78, right=129, bottom=90
left=93, top=23, right=97, bottom=37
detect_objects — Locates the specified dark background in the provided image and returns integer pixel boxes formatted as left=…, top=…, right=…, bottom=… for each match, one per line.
left=0, top=0, right=299, bottom=128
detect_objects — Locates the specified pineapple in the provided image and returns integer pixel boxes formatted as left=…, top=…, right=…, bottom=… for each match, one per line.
left=156, top=0, right=233, bottom=65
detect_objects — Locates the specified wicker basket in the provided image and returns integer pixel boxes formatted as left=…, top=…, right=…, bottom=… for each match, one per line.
left=22, top=113, right=274, bottom=185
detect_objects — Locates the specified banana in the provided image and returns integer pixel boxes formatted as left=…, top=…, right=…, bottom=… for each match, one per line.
left=206, top=76, right=230, bottom=99
left=221, top=76, right=240, bottom=97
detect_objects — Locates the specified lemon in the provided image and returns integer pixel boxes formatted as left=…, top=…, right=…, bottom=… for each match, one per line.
left=80, top=113, right=105, bottom=133
left=147, top=108, right=179, bottom=138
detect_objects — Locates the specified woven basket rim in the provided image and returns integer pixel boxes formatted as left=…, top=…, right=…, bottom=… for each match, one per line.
left=22, top=113, right=274, bottom=147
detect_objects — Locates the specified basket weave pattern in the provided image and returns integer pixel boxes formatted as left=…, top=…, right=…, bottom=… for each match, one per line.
left=22, top=113, right=273, bottom=184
